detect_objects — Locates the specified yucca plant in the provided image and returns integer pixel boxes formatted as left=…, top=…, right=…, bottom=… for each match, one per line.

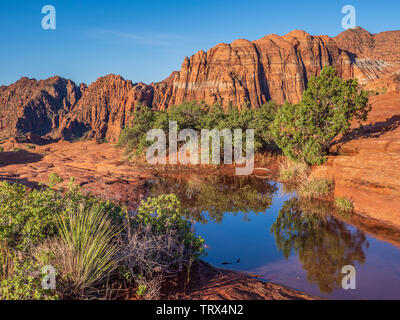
left=58, top=205, right=121, bottom=293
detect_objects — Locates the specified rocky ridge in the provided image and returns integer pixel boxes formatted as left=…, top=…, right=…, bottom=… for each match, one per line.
left=1, top=27, right=399, bottom=143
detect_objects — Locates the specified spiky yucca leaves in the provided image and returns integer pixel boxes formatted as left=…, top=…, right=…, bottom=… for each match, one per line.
left=58, top=205, right=121, bottom=293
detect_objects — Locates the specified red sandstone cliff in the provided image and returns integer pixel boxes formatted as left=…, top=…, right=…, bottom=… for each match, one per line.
left=60, top=74, right=154, bottom=142
left=156, top=30, right=353, bottom=109
left=1, top=27, right=399, bottom=143
left=0, top=76, right=80, bottom=142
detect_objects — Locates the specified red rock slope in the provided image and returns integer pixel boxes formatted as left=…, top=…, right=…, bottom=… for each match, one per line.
left=322, top=92, right=400, bottom=228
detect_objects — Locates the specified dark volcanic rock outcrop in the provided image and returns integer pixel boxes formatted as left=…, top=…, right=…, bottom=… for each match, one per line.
left=1, top=27, right=399, bottom=142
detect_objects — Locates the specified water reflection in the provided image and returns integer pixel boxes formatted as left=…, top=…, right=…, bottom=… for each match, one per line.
left=148, top=175, right=373, bottom=296
left=148, top=175, right=278, bottom=223
left=271, top=198, right=369, bottom=294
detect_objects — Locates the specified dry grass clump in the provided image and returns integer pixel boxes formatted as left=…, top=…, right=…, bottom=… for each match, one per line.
left=0, top=242, right=14, bottom=281
left=299, top=177, right=334, bottom=199
left=335, top=197, right=354, bottom=213
left=279, top=159, right=309, bottom=185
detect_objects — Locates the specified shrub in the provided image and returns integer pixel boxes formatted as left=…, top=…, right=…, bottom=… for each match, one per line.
left=271, top=66, right=371, bottom=164
left=134, top=194, right=205, bottom=260
left=117, top=104, right=156, bottom=156
left=0, top=174, right=123, bottom=251
left=118, top=101, right=278, bottom=159
left=299, top=177, right=334, bottom=199
left=0, top=258, right=58, bottom=300
left=335, top=197, right=354, bottom=212
left=121, top=224, right=187, bottom=278
left=57, top=205, right=121, bottom=294
left=133, top=273, right=162, bottom=300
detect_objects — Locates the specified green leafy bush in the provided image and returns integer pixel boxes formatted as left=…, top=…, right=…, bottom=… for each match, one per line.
left=0, top=258, right=58, bottom=300
left=117, top=101, right=278, bottom=159
left=271, top=66, right=371, bottom=164
left=134, top=194, right=205, bottom=259
left=0, top=174, right=123, bottom=251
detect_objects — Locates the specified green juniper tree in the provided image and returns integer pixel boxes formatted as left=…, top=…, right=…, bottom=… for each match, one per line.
left=271, top=66, right=371, bottom=164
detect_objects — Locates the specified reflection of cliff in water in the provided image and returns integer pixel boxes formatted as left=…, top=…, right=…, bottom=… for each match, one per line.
left=148, top=175, right=278, bottom=223
left=271, top=198, right=369, bottom=294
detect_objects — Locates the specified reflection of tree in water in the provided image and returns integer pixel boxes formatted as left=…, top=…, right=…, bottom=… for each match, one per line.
left=271, top=198, right=369, bottom=294
left=148, top=175, right=278, bottom=223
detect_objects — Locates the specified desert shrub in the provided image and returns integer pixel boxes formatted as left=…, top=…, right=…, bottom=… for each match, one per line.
left=118, top=101, right=278, bottom=159
left=121, top=225, right=186, bottom=278
left=134, top=194, right=204, bottom=260
left=335, top=197, right=354, bottom=212
left=56, top=205, right=121, bottom=295
left=271, top=66, right=371, bottom=164
left=0, top=258, right=58, bottom=300
left=299, top=177, right=334, bottom=199
left=117, top=194, right=204, bottom=300
left=117, top=104, right=156, bottom=156
left=0, top=174, right=123, bottom=251
left=132, top=273, right=163, bottom=300
left=278, top=159, right=309, bottom=184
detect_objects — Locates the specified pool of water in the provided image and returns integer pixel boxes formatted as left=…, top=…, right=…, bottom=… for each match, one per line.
left=148, top=174, right=400, bottom=299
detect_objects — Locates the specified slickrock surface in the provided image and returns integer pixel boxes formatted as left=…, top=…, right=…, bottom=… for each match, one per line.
left=0, top=140, right=152, bottom=209
left=321, top=92, right=400, bottom=228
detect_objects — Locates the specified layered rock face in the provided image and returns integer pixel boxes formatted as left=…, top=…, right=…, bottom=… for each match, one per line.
left=60, top=74, right=154, bottom=142
left=334, top=27, right=400, bottom=84
left=157, top=30, right=353, bottom=108
left=334, top=27, right=400, bottom=62
left=0, top=76, right=80, bottom=141
left=1, top=27, right=399, bottom=142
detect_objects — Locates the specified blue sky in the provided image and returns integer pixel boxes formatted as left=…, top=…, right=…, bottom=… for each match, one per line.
left=0, top=0, right=399, bottom=86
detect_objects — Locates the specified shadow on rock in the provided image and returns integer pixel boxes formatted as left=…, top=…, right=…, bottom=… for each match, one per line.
left=335, top=114, right=400, bottom=145
left=0, top=150, right=43, bottom=168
